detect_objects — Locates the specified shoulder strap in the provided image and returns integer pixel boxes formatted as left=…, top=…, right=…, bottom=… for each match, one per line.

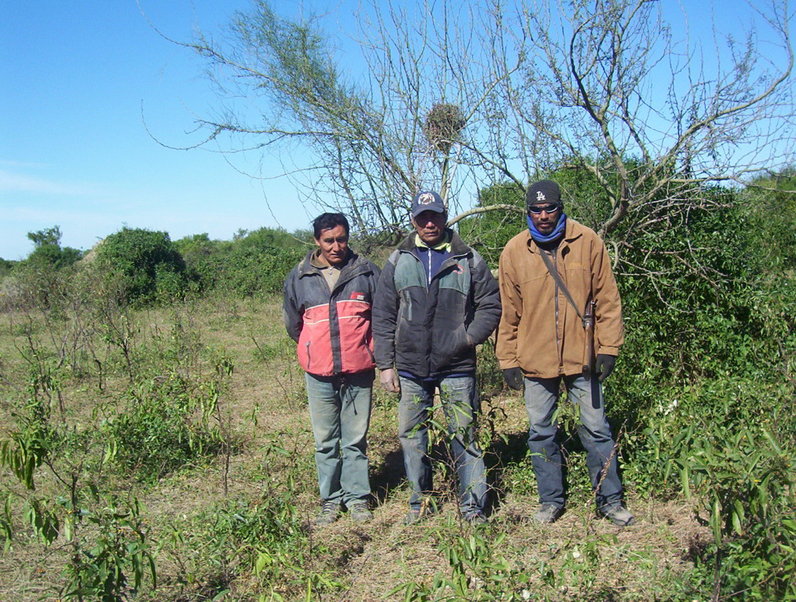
left=538, top=249, right=585, bottom=322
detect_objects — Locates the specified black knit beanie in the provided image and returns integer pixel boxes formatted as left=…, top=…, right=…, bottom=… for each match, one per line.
left=525, top=180, right=562, bottom=212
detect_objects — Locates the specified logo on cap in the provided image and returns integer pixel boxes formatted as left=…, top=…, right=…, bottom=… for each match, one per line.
left=418, top=192, right=436, bottom=206
left=536, top=191, right=546, bottom=202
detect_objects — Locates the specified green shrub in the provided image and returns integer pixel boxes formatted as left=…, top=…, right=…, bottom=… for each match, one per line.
left=5, top=226, right=83, bottom=311
left=174, top=228, right=310, bottom=297
left=627, top=380, right=796, bottom=599
left=458, top=182, right=524, bottom=267
left=94, top=228, right=188, bottom=305
left=22, top=226, right=82, bottom=271
left=743, top=169, right=796, bottom=270
left=0, top=257, right=15, bottom=278
left=391, top=529, right=531, bottom=600
left=61, top=497, right=156, bottom=602
left=0, top=369, right=156, bottom=601
left=223, top=228, right=309, bottom=296
left=105, top=373, right=224, bottom=482
left=610, top=193, right=795, bottom=432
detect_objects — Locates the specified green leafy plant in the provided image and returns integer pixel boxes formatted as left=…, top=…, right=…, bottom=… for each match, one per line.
left=0, top=371, right=157, bottom=601
left=94, top=227, right=188, bottom=306
left=104, top=372, right=226, bottom=482
left=160, top=440, right=341, bottom=600
left=391, top=528, right=532, bottom=600
left=627, top=379, right=795, bottom=600
left=174, top=227, right=310, bottom=297
left=61, top=497, right=156, bottom=602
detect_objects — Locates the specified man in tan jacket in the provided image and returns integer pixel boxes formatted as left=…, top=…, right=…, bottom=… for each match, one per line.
left=496, top=180, right=634, bottom=526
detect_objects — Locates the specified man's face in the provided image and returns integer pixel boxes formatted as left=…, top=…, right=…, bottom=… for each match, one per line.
left=528, top=202, right=561, bottom=235
left=412, top=210, right=447, bottom=246
left=315, top=224, right=349, bottom=266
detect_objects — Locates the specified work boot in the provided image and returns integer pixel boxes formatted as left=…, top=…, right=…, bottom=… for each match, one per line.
left=313, top=501, right=341, bottom=526
left=463, top=510, right=488, bottom=525
left=347, top=501, right=373, bottom=523
left=532, top=503, right=564, bottom=524
left=599, top=504, right=635, bottom=526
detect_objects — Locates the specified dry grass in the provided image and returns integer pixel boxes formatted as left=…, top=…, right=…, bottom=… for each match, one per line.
left=0, top=296, right=711, bottom=601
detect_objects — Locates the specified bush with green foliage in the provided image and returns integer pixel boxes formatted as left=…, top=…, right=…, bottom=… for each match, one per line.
left=3, top=226, right=83, bottom=310
left=105, top=372, right=225, bottom=482
left=0, top=258, right=14, bottom=278
left=94, top=228, right=188, bottom=305
left=458, top=183, right=524, bottom=267
left=743, top=169, right=796, bottom=270
left=0, top=365, right=157, bottom=601
left=223, top=228, right=309, bottom=296
left=174, top=227, right=310, bottom=297
left=22, top=226, right=83, bottom=271
left=611, top=196, right=794, bottom=418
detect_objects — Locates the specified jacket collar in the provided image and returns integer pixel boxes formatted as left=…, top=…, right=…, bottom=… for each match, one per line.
left=297, top=249, right=366, bottom=278
left=398, top=229, right=471, bottom=257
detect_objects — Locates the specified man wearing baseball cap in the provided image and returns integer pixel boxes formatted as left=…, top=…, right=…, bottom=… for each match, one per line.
left=373, top=191, right=501, bottom=525
left=496, top=179, right=634, bottom=526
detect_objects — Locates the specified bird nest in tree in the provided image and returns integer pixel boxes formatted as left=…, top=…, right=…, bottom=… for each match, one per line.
left=424, top=103, right=466, bottom=154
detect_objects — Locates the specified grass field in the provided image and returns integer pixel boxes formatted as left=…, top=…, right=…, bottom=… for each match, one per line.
left=0, top=295, right=738, bottom=600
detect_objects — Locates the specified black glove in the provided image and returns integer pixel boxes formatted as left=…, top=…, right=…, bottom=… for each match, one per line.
left=503, top=367, right=524, bottom=390
left=595, top=354, right=617, bottom=382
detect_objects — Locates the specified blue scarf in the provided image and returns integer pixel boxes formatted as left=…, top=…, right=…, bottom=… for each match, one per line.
left=527, top=213, right=567, bottom=244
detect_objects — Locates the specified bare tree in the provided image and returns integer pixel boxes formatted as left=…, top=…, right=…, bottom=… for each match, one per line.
left=507, top=0, right=794, bottom=266
left=170, top=0, right=794, bottom=256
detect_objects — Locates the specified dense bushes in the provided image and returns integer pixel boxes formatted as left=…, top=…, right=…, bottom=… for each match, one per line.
left=460, top=173, right=795, bottom=599
left=0, top=225, right=313, bottom=308
left=106, top=372, right=226, bottom=482
left=608, top=194, right=795, bottom=599
left=93, top=228, right=189, bottom=305
left=0, top=258, right=14, bottom=278
left=175, top=228, right=311, bottom=297
left=22, top=226, right=83, bottom=271
left=1, top=226, right=84, bottom=310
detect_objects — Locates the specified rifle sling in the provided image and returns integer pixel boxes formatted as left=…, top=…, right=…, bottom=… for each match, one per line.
left=538, top=248, right=586, bottom=325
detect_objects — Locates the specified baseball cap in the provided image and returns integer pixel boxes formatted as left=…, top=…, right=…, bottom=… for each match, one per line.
left=410, top=191, right=446, bottom=218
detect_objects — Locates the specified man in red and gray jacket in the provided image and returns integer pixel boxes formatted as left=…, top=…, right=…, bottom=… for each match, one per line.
left=283, top=213, right=380, bottom=525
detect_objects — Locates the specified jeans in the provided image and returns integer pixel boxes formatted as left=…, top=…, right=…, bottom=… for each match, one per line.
left=398, top=375, right=487, bottom=514
left=523, top=374, right=623, bottom=510
left=305, top=370, right=373, bottom=506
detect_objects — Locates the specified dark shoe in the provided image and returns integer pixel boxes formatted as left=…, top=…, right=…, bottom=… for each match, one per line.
left=463, top=510, right=487, bottom=525
left=599, top=504, right=635, bottom=526
left=532, top=503, right=564, bottom=524
left=313, top=501, right=341, bottom=526
left=348, top=501, right=373, bottom=523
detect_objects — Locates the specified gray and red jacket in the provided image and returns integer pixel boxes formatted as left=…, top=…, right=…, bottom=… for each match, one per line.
left=283, top=250, right=380, bottom=377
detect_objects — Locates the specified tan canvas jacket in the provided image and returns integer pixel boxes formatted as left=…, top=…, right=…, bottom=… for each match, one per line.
left=496, top=219, right=624, bottom=378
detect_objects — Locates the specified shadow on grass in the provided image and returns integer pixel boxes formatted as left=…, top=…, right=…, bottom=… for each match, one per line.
left=370, top=445, right=406, bottom=505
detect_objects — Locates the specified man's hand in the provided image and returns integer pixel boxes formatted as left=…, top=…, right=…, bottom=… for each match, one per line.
left=379, top=368, right=400, bottom=393
left=502, top=367, right=524, bottom=390
left=595, top=354, right=617, bottom=382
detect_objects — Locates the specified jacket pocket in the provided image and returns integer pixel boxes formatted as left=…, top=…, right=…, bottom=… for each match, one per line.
left=435, top=324, right=472, bottom=366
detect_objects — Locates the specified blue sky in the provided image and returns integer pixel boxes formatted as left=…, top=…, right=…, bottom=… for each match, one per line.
left=1, top=1, right=792, bottom=260
left=1, top=0, right=353, bottom=260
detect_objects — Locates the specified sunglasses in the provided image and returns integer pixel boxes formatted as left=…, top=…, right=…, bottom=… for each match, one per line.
left=528, top=203, right=560, bottom=214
